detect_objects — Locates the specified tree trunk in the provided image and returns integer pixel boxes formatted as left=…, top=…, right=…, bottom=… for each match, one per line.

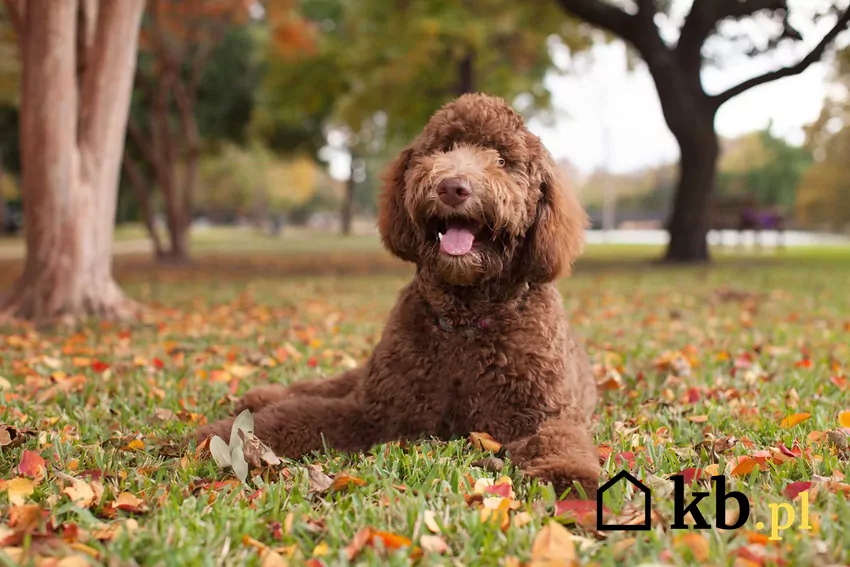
left=0, top=0, right=145, bottom=322
left=664, top=125, right=719, bottom=263
left=341, top=155, right=356, bottom=236
left=122, top=154, right=164, bottom=257
left=457, top=49, right=475, bottom=96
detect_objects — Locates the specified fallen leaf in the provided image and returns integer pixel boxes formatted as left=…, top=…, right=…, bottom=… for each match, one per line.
left=370, top=530, right=413, bottom=551
left=153, top=408, right=175, bottom=421
left=8, top=504, right=43, bottom=533
left=330, top=473, right=367, bottom=492
left=839, top=411, right=850, bottom=428
left=238, top=429, right=282, bottom=469
left=530, top=521, right=577, bottom=566
left=554, top=499, right=599, bottom=526
left=6, top=477, right=35, bottom=506
left=674, top=533, right=710, bottom=562
left=730, top=457, right=762, bottom=477
left=0, top=425, right=36, bottom=450
left=344, top=527, right=373, bottom=561
left=260, top=549, right=289, bottom=567
left=307, top=464, right=333, bottom=493
left=18, top=449, right=46, bottom=481
left=783, top=481, right=812, bottom=499
left=106, top=492, right=149, bottom=515
left=420, top=535, right=449, bottom=554
left=780, top=412, right=811, bottom=428
left=423, top=510, right=441, bottom=533
left=210, top=436, right=232, bottom=468
left=63, top=478, right=96, bottom=508
left=469, top=432, right=502, bottom=453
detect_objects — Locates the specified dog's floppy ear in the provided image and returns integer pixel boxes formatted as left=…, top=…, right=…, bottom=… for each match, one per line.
left=378, top=146, right=420, bottom=263
left=523, top=153, right=588, bottom=282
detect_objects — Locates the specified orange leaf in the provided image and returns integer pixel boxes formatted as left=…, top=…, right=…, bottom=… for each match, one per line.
left=370, top=530, right=413, bottom=551
left=331, top=473, right=367, bottom=492
left=839, top=411, right=850, bottom=428
left=18, top=450, right=46, bottom=481
left=780, top=412, right=811, bottom=428
left=730, top=457, right=761, bottom=477
left=531, top=521, right=577, bottom=565
left=469, top=432, right=502, bottom=452
left=674, top=533, right=710, bottom=562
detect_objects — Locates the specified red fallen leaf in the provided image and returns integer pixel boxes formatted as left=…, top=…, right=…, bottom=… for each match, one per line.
left=19, top=450, right=47, bottom=480
left=307, top=356, right=318, bottom=368
left=685, top=387, right=702, bottom=403
left=613, top=451, right=635, bottom=468
left=597, top=445, right=613, bottom=463
left=554, top=499, right=601, bottom=524
left=676, top=467, right=705, bottom=485
left=795, top=359, right=813, bottom=370
left=783, top=481, right=812, bottom=499
left=733, top=545, right=767, bottom=566
left=152, top=358, right=164, bottom=369
left=91, top=360, right=110, bottom=373
left=777, top=442, right=802, bottom=459
left=830, top=375, right=847, bottom=390
left=476, top=481, right=509, bottom=498
left=731, top=457, right=763, bottom=477
left=304, top=560, right=326, bottom=567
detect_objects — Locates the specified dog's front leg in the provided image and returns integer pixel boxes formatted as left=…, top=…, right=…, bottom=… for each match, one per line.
left=504, top=417, right=600, bottom=500
left=193, top=394, right=389, bottom=458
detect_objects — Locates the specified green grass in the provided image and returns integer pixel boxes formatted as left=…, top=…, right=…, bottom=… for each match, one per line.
left=1, top=248, right=850, bottom=566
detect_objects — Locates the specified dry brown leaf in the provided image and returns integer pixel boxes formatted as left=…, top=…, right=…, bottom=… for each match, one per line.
left=8, top=504, right=42, bottom=533
left=307, top=464, right=333, bottom=493
left=0, top=425, right=36, bottom=450
left=238, top=429, right=282, bottom=468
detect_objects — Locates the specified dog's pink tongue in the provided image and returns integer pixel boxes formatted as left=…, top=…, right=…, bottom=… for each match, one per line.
left=440, top=227, right=475, bottom=255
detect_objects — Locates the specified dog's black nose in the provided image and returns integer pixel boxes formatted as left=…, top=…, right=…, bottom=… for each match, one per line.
left=437, top=178, right=470, bottom=207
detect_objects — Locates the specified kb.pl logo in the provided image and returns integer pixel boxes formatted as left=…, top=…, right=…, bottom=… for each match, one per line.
left=597, top=470, right=812, bottom=540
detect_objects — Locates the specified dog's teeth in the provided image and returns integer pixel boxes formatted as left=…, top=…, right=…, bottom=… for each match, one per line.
left=438, top=232, right=444, bottom=241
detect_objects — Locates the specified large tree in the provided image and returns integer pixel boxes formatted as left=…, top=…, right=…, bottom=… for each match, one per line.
left=0, top=0, right=145, bottom=321
left=556, top=0, right=850, bottom=262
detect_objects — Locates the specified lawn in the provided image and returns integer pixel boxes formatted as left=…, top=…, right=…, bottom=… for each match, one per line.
left=1, top=244, right=849, bottom=567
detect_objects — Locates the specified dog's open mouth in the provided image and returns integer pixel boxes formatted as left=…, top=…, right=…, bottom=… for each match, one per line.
left=432, top=218, right=482, bottom=256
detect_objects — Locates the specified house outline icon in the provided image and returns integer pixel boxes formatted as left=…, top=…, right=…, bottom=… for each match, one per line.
left=596, top=470, right=652, bottom=531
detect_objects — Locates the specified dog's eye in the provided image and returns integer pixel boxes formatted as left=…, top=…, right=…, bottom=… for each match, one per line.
left=496, top=156, right=506, bottom=167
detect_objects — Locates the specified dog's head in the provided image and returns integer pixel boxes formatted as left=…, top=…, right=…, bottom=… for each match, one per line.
left=378, top=93, right=588, bottom=286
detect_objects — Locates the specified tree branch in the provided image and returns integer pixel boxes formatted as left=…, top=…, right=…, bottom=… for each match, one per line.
left=553, top=0, right=641, bottom=47
left=711, top=7, right=850, bottom=108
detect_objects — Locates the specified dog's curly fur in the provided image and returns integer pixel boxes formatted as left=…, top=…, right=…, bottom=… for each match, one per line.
left=192, top=93, right=600, bottom=498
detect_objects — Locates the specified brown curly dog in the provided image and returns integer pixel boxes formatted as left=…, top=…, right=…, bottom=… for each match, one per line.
left=192, top=93, right=600, bottom=498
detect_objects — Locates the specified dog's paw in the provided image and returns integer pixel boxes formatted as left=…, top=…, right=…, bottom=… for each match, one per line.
left=233, top=384, right=289, bottom=415
left=523, top=458, right=600, bottom=500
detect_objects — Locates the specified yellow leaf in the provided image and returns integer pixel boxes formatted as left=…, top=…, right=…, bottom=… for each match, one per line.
left=312, top=541, right=330, bottom=557
left=839, top=411, right=850, bottom=428
left=6, top=477, right=35, bottom=506
left=531, top=521, right=577, bottom=565
left=674, top=533, right=710, bottom=562
left=469, top=432, right=502, bottom=452
left=123, top=439, right=145, bottom=451
left=780, top=412, right=811, bottom=428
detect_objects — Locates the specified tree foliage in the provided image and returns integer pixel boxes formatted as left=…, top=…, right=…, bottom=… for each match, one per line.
left=796, top=46, right=850, bottom=230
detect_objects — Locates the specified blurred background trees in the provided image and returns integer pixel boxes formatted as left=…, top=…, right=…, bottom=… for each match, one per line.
left=2, top=0, right=850, bottom=321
